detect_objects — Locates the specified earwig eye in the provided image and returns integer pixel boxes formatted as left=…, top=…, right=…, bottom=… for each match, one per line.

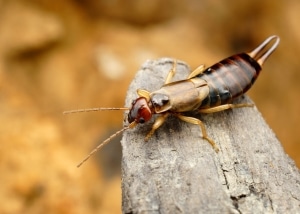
left=139, top=118, right=145, bottom=123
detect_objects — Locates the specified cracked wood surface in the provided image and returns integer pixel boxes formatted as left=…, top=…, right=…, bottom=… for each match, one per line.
left=121, top=58, right=300, bottom=214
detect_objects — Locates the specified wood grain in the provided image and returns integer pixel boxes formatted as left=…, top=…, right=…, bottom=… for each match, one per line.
left=121, top=58, right=300, bottom=214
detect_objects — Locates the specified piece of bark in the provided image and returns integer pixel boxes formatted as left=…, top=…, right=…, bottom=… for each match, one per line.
left=121, top=58, right=300, bottom=213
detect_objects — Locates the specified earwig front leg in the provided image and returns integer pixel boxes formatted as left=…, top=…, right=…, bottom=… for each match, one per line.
left=145, top=113, right=169, bottom=141
left=187, top=64, right=205, bottom=79
left=164, top=60, right=177, bottom=84
left=137, top=89, right=151, bottom=101
left=199, top=103, right=254, bottom=114
left=176, top=114, right=219, bottom=152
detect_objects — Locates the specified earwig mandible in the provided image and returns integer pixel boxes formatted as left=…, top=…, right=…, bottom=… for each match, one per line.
left=64, top=35, right=280, bottom=167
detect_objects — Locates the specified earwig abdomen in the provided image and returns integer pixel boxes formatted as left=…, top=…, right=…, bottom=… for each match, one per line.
left=199, top=53, right=262, bottom=108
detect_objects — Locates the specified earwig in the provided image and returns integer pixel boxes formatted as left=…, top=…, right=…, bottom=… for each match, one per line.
left=64, top=35, right=280, bottom=167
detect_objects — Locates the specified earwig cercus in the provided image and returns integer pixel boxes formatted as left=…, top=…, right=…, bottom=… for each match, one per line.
left=63, top=35, right=280, bottom=167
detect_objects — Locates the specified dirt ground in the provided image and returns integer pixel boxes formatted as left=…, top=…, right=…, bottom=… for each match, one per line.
left=0, top=0, right=299, bottom=213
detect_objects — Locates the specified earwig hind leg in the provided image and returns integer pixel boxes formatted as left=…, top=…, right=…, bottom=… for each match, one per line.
left=199, top=103, right=254, bottom=114
left=176, top=114, right=219, bottom=152
left=187, top=64, right=205, bottom=79
left=164, top=60, right=177, bottom=84
left=145, top=113, right=170, bottom=141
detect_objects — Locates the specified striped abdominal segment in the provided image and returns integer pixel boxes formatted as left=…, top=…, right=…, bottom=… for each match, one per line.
left=198, top=53, right=262, bottom=108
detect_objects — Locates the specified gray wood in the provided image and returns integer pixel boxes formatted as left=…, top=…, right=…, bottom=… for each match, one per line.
left=121, top=58, right=300, bottom=214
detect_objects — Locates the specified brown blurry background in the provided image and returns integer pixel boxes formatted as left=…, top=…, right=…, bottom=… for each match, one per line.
left=0, top=0, right=299, bottom=213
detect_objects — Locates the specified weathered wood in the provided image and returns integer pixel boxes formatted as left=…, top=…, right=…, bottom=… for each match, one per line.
left=121, top=58, right=300, bottom=214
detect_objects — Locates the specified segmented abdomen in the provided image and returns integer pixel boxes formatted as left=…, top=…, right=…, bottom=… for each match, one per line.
left=199, top=53, right=261, bottom=108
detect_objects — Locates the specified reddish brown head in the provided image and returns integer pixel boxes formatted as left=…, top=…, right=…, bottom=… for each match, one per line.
left=128, top=97, right=152, bottom=124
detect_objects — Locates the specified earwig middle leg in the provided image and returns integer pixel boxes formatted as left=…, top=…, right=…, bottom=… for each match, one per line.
left=199, top=103, right=254, bottom=114
left=176, top=114, right=219, bottom=152
left=164, top=60, right=177, bottom=84
left=165, top=61, right=206, bottom=83
left=145, top=113, right=170, bottom=141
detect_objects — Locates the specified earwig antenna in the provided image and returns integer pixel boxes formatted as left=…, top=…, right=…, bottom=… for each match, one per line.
left=77, top=126, right=129, bottom=167
left=77, top=121, right=137, bottom=168
left=63, top=107, right=129, bottom=115
left=63, top=107, right=134, bottom=167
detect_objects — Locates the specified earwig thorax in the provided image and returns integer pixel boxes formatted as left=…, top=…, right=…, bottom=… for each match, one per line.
left=151, top=93, right=171, bottom=113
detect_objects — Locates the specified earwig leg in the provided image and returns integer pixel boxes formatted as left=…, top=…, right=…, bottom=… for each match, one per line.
left=187, top=64, right=205, bottom=79
left=137, top=89, right=151, bottom=101
left=164, top=60, right=177, bottom=84
left=199, top=103, right=254, bottom=114
left=145, top=113, right=169, bottom=141
left=176, top=114, right=219, bottom=152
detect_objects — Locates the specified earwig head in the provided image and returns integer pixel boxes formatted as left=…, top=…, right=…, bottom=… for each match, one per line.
left=128, top=97, right=152, bottom=124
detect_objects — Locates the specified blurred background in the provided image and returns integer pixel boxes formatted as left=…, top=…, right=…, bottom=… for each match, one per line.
left=0, top=0, right=299, bottom=213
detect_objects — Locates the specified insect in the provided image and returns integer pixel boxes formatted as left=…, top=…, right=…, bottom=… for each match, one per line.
left=64, top=35, right=280, bottom=167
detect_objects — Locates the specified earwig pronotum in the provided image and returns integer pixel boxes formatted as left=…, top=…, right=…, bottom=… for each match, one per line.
left=64, top=35, right=280, bottom=167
